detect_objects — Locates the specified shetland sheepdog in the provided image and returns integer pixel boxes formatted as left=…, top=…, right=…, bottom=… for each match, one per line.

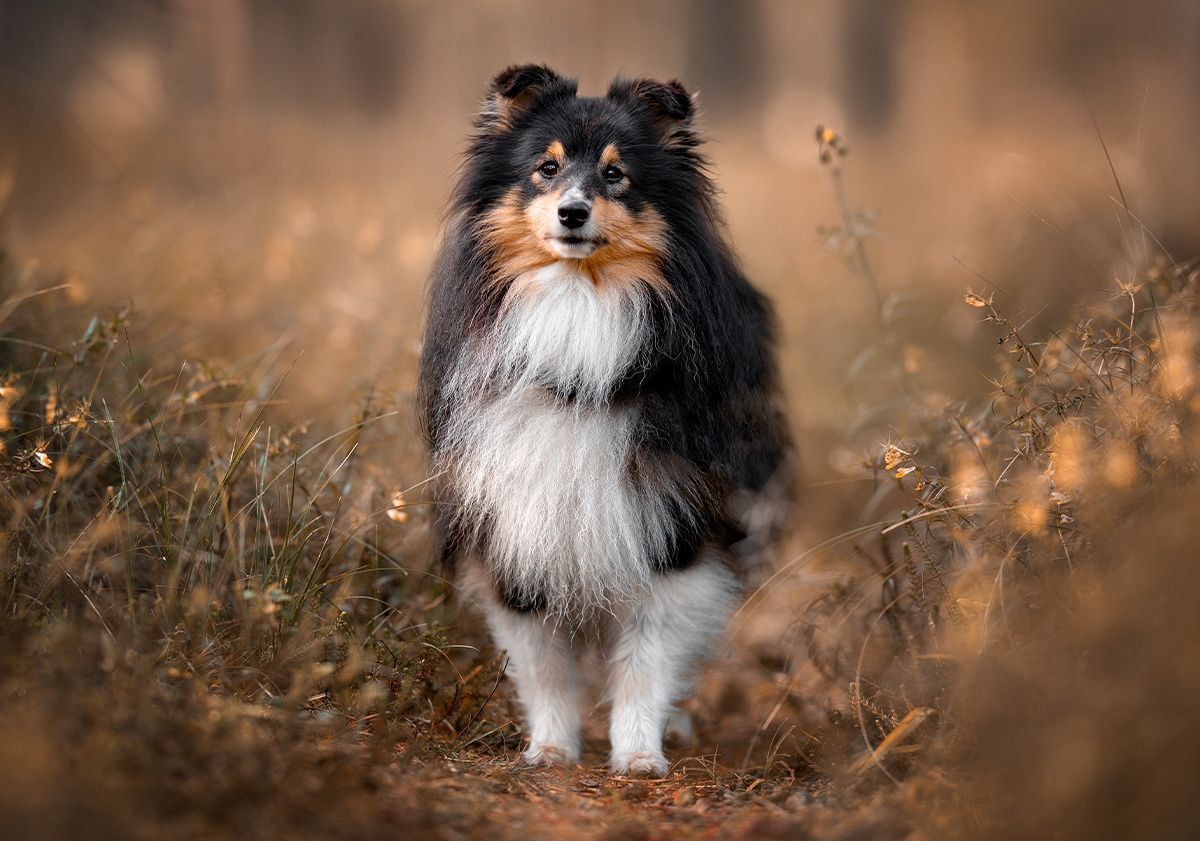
left=418, top=65, right=788, bottom=776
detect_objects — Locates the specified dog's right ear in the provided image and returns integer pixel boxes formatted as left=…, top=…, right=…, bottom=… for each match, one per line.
left=478, top=65, right=573, bottom=132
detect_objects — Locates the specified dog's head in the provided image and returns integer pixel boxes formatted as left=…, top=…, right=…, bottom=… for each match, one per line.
left=460, top=65, right=706, bottom=288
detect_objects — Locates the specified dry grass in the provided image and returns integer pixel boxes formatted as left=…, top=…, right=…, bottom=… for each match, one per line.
left=0, top=251, right=517, bottom=838
left=2, top=119, right=1199, bottom=839
left=778, top=137, right=1200, bottom=839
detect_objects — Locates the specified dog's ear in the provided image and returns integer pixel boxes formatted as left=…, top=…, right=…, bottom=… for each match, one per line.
left=479, top=64, right=573, bottom=132
left=607, top=77, right=696, bottom=147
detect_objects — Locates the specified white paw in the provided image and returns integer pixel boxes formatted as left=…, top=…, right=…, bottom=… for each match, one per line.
left=521, top=742, right=580, bottom=767
left=609, top=750, right=669, bottom=777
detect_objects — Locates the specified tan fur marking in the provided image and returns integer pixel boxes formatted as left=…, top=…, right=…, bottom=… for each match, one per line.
left=578, top=200, right=670, bottom=298
left=480, top=188, right=672, bottom=303
left=480, top=188, right=560, bottom=285
left=600, top=144, right=622, bottom=168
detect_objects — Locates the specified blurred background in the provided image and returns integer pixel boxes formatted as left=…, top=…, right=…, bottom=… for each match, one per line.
left=2, top=0, right=1198, bottom=442
left=6, top=0, right=1200, bottom=660
left=1, top=4, right=1199, bottom=837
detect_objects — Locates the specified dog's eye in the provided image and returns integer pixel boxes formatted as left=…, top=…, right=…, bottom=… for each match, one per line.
left=603, top=165, right=625, bottom=184
left=538, top=161, right=560, bottom=178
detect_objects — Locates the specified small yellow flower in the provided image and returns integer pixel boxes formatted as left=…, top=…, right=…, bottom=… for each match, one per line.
left=386, top=491, right=409, bottom=523
left=883, top=444, right=911, bottom=472
left=1012, top=500, right=1048, bottom=534
left=964, top=288, right=989, bottom=308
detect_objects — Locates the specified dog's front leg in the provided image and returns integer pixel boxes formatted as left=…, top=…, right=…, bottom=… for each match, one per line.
left=607, top=556, right=739, bottom=776
left=484, top=603, right=582, bottom=765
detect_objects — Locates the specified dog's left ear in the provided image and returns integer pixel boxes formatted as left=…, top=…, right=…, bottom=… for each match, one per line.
left=607, top=77, right=696, bottom=147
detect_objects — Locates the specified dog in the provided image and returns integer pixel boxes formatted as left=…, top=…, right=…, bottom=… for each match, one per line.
left=418, top=65, right=788, bottom=776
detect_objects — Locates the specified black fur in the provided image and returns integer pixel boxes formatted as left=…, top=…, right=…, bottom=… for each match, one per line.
left=419, top=66, right=788, bottom=609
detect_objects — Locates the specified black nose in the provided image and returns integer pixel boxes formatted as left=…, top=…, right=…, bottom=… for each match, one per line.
left=558, top=201, right=590, bottom=229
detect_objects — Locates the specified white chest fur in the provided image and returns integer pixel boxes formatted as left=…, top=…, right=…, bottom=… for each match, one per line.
left=443, top=264, right=682, bottom=614
left=493, top=263, right=648, bottom=402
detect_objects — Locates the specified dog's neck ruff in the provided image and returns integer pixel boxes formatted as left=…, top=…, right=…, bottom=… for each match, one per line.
left=442, top=262, right=684, bottom=620
left=492, top=263, right=648, bottom=403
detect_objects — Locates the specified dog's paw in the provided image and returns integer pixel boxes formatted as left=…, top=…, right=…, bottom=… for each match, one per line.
left=521, top=743, right=580, bottom=767
left=609, top=750, right=669, bottom=778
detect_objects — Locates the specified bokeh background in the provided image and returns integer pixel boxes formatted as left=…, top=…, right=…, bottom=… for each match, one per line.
left=3, top=0, right=1198, bottom=438
left=1, top=4, right=1199, bottom=838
